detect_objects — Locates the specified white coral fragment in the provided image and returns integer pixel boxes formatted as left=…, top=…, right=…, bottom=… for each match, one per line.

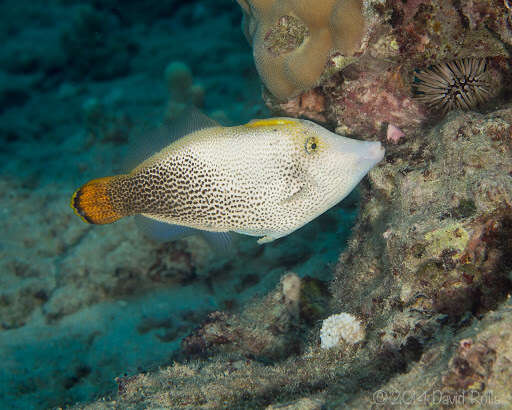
left=320, top=312, right=365, bottom=349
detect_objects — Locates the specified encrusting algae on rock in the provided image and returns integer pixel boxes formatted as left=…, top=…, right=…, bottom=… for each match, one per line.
left=71, top=112, right=384, bottom=244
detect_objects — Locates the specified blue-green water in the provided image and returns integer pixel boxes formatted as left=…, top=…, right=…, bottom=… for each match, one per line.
left=0, top=1, right=357, bottom=408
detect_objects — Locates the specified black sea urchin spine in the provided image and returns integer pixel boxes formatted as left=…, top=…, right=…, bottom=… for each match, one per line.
left=414, top=58, right=494, bottom=115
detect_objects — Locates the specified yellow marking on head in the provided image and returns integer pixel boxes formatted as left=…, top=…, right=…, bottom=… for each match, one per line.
left=244, top=118, right=298, bottom=128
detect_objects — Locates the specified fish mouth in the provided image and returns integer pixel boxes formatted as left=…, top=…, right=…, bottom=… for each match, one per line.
left=329, top=135, right=385, bottom=170
left=357, top=141, right=385, bottom=172
left=362, top=141, right=385, bottom=162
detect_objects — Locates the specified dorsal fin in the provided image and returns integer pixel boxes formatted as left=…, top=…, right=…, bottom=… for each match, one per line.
left=124, top=106, right=220, bottom=172
left=163, top=106, right=220, bottom=139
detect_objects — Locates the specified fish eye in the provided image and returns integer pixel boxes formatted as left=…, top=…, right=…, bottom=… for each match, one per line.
left=305, top=136, right=318, bottom=154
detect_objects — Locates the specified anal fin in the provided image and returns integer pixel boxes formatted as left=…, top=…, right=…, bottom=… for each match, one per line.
left=136, top=215, right=233, bottom=255
left=135, top=215, right=195, bottom=241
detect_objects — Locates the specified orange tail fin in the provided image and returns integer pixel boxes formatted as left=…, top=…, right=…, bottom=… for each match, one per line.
left=71, top=176, right=124, bottom=224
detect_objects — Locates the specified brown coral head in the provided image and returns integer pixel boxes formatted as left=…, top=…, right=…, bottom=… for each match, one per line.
left=236, top=0, right=366, bottom=100
left=330, top=0, right=365, bottom=56
left=413, top=58, right=495, bottom=116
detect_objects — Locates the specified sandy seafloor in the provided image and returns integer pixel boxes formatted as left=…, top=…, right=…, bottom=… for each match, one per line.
left=0, top=1, right=358, bottom=408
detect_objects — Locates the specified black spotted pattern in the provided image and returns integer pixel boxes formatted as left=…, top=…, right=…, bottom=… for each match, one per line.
left=104, top=122, right=358, bottom=239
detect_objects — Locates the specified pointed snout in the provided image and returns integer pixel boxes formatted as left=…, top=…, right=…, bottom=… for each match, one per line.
left=330, top=135, right=385, bottom=170
left=357, top=141, right=385, bottom=173
left=361, top=141, right=385, bottom=162
left=329, top=133, right=384, bottom=159
left=321, top=127, right=385, bottom=174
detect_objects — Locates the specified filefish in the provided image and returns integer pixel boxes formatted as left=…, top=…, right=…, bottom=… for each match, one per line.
left=71, top=113, right=384, bottom=244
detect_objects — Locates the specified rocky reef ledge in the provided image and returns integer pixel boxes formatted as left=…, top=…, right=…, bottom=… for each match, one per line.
left=75, top=103, right=512, bottom=408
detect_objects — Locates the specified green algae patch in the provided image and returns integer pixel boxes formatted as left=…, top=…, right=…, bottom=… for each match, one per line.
left=451, top=198, right=477, bottom=219
left=424, top=223, right=470, bottom=258
left=299, top=277, right=330, bottom=325
left=416, top=260, right=444, bottom=282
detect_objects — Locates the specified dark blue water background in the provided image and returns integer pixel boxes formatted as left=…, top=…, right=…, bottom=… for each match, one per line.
left=0, top=1, right=357, bottom=408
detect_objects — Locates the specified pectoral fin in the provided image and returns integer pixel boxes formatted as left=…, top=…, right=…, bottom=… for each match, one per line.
left=257, top=235, right=277, bottom=244
left=280, top=184, right=307, bottom=205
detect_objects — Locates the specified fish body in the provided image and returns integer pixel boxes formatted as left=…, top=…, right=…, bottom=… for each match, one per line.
left=72, top=117, right=384, bottom=244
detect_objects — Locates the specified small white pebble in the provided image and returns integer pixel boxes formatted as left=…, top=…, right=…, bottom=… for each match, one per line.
left=281, top=273, right=301, bottom=306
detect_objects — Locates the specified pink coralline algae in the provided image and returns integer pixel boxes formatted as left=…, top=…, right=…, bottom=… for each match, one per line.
left=324, top=66, right=426, bottom=136
left=386, top=123, right=405, bottom=144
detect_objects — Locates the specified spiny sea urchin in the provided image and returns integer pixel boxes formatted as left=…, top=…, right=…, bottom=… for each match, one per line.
left=413, top=58, right=494, bottom=115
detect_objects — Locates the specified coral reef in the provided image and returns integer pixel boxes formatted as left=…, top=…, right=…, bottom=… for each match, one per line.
left=181, top=273, right=331, bottom=362
left=76, top=103, right=512, bottom=409
left=75, top=301, right=512, bottom=409
left=236, top=0, right=365, bottom=100
left=250, top=0, right=512, bottom=135
left=4, top=0, right=512, bottom=408
left=182, top=273, right=304, bottom=362
left=334, top=106, right=512, bottom=325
